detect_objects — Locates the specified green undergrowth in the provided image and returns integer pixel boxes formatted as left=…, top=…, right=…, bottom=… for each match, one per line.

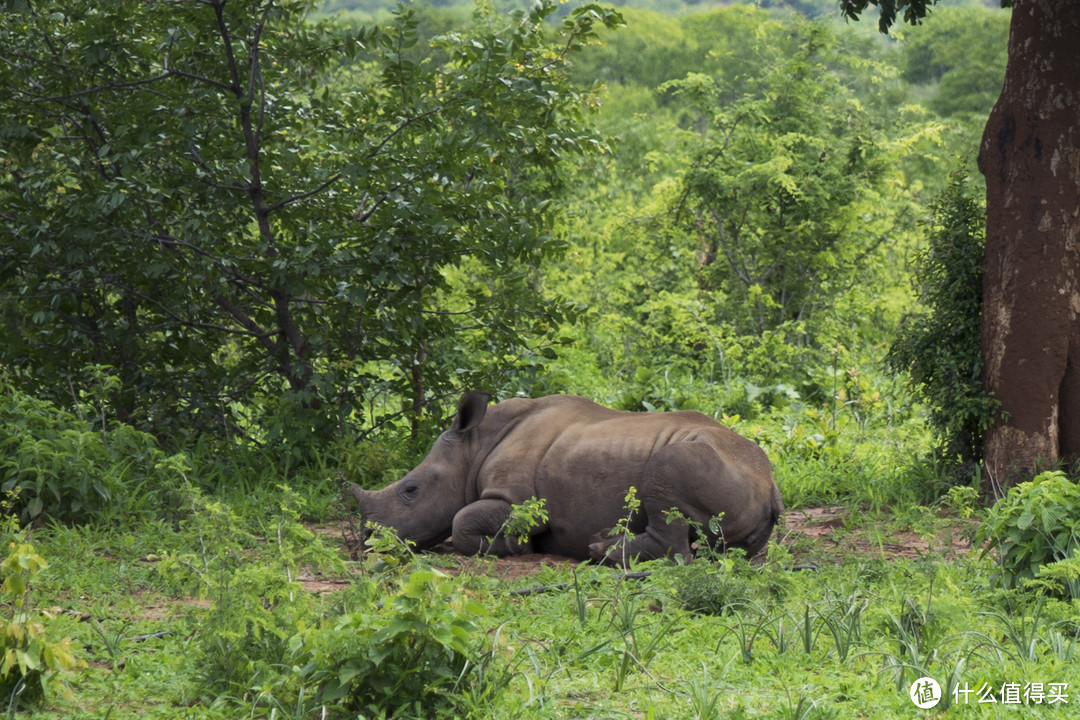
left=23, top=482, right=1080, bottom=719
left=6, top=369, right=1074, bottom=719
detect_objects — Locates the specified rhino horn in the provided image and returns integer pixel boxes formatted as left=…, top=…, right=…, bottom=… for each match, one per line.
left=349, top=483, right=373, bottom=511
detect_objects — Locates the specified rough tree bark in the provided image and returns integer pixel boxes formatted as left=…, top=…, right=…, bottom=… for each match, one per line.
left=978, top=0, right=1080, bottom=495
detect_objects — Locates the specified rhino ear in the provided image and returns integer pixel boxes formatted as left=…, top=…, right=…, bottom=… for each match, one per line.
left=450, top=391, right=491, bottom=434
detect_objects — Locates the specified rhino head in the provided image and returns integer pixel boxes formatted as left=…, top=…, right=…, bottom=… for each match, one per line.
left=349, top=391, right=491, bottom=549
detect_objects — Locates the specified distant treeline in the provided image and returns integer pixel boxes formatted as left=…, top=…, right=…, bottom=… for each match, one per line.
left=315, top=0, right=999, bottom=24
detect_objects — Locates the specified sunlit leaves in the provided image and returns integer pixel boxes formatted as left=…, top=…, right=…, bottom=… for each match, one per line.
left=669, top=20, right=909, bottom=343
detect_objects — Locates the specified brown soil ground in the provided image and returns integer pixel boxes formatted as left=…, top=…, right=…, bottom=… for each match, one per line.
left=300, top=506, right=976, bottom=591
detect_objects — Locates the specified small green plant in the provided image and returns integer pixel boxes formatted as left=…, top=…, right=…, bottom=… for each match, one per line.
left=612, top=486, right=641, bottom=549
left=776, top=686, right=837, bottom=720
left=0, top=517, right=80, bottom=708
left=941, top=484, right=980, bottom=520
left=976, top=470, right=1080, bottom=598
left=604, top=588, right=676, bottom=690
left=758, top=607, right=808, bottom=656
left=669, top=549, right=753, bottom=616
left=490, top=497, right=549, bottom=551
left=681, top=661, right=724, bottom=720
left=571, top=564, right=590, bottom=626
left=717, top=601, right=775, bottom=664
left=816, top=592, right=867, bottom=665
left=361, top=520, right=418, bottom=573
left=593, top=486, right=642, bottom=566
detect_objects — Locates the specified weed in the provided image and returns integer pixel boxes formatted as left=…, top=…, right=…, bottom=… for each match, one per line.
left=605, top=588, right=676, bottom=690
left=571, top=565, right=589, bottom=626
left=489, top=497, right=549, bottom=552
left=668, top=553, right=754, bottom=616
left=87, top=615, right=134, bottom=670
left=777, top=686, right=838, bottom=720
left=758, top=605, right=817, bottom=656
left=717, top=601, right=775, bottom=664
left=681, top=661, right=724, bottom=720
left=594, top=487, right=642, bottom=567
left=942, top=485, right=981, bottom=520
left=816, top=592, right=866, bottom=664
left=359, top=520, right=418, bottom=573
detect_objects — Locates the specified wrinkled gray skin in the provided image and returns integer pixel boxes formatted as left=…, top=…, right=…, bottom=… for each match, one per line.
left=350, top=392, right=783, bottom=564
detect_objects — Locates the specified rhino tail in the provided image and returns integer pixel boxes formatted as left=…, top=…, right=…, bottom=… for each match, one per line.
left=770, top=480, right=785, bottom=519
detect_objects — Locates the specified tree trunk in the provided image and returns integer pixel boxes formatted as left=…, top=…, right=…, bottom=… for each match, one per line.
left=978, top=0, right=1080, bottom=495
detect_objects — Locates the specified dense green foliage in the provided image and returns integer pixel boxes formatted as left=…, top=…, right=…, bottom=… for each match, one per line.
left=671, top=21, right=897, bottom=339
left=888, top=169, right=994, bottom=485
left=0, top=0, right=620, bottom=454
left=899, top=5, right=1010, bottom=117
left=2, top=0, right=1010, bottom=475
left=0, top=370, right=186, bottom=524
left=5, top=1, right=1069, bottom=717
left=978, top=472, right=1080, bottom=599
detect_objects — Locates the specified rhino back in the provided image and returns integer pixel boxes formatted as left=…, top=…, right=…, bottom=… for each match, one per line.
left=470, top=395, right=772, bottom=556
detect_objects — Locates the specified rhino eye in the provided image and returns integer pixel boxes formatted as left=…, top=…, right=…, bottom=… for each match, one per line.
left=400, top=482, right=420, bottom=502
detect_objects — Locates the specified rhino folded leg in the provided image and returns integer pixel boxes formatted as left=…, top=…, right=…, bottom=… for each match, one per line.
left=451, top=498, right=540, bottom=557
left=589, top=511, right=692, bottom=566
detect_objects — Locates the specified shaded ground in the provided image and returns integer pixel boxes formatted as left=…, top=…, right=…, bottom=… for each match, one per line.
left=301, top=505, right=977, bottom=590
left=56, top=507, right=978, bottom=641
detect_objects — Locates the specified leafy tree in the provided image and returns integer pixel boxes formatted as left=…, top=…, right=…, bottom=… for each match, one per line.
left=668, top=21, right=903, bottom=341
left=552, top=8, right=942, bottom=411
left=843, top=0, right=1080, bottom=493
left=567, top=7, right=694, bottom=92
left=898, top=6, right=1009, bottom=118
left=0, top=0, right=622, bottom=454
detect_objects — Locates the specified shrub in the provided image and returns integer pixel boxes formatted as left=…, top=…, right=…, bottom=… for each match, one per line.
left=298, top=568, right=494, bottom=717
left=0, top=371, right=185, bottom=524
left=976, top=471, right=1080, bottom=598
left=667, top=550, right=757, bottom=616
left=157, top=485, right=342, bottom=704
left=887, top=168, right=996, bottom=485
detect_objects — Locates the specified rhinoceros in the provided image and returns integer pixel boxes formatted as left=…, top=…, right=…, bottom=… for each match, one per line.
left=349, top=392, right=783, bottom=563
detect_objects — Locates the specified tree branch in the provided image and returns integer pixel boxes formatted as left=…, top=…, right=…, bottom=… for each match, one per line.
left=265, top=174, right=343, bottom=213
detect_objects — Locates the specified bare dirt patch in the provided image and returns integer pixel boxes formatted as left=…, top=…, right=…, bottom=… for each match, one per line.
left=311, top=505, right=975, bottom=587
left=774, top=505, right=974, bottom=566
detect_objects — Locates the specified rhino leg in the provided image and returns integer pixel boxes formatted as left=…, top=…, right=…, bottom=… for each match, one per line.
left=589, top=441, right=744, bottom=566
left=451, top=499, right=542, bottom=557
left=588, top=513, right=691, bottom=566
